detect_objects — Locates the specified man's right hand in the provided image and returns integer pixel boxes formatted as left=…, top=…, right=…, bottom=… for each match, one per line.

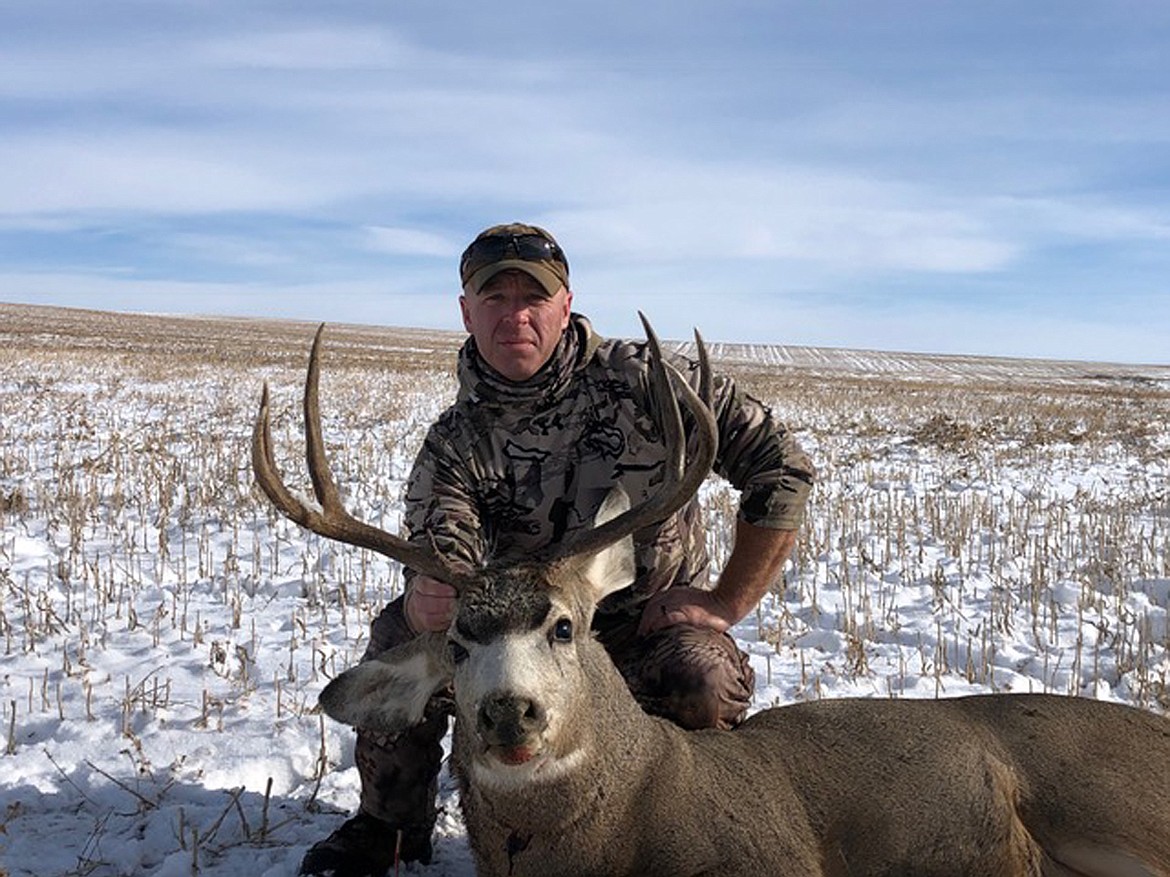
left=405, top=575, right=458, bottom=633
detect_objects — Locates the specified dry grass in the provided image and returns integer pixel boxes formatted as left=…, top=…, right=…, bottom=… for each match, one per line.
left=712, top=357, right=1170, bottom=708
left=2, top=302, right=1168, bottom=721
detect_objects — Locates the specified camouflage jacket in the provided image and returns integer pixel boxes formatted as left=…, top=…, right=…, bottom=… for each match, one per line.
left=402, top=314, right=815, bottom=614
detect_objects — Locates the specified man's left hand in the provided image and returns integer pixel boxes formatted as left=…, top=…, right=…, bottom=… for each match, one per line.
left=638, top=587, right=736, bottom=636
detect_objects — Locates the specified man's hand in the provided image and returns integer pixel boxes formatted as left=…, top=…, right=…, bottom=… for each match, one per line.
left=405, top=575, right=457, bottom=633
left=638, top=587, right=735, bottom=636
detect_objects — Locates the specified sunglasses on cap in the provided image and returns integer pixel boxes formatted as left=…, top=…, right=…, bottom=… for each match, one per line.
left=459, top=233, right=569, bottom=284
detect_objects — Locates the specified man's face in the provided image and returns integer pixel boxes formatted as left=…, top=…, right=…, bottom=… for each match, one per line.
left=460, top=270, right=572, bottom=382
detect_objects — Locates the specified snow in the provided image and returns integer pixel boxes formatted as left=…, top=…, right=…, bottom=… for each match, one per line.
left=1, top=304, right=1167, bottom=876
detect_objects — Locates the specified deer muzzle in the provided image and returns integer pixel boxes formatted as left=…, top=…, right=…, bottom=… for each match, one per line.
left=477, top=692, right=548, bottom=763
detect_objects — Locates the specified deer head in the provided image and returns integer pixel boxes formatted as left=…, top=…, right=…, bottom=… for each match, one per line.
left=252, top=315, right=716, bottom=782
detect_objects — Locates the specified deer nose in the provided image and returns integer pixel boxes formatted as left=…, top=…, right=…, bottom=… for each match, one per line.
left=477, top=693, right=548, bottom=745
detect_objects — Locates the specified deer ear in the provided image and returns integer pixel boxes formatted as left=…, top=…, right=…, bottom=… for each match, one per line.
left=574, top=487, right=638, bottom=603
left=318, top=632, right=453, bottom=732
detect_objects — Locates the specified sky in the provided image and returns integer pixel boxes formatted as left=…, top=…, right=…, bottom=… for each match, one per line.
left=1, top=1, right=1168, bottom=364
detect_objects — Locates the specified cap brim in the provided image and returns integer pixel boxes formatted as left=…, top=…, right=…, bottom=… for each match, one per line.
left=464, top=260, right=565, bottom=297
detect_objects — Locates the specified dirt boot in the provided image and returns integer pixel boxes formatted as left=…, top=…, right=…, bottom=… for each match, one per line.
left=298, top=810, right=428, bottom=877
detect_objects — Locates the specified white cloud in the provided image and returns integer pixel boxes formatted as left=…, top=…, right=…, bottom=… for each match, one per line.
left=196, top=27, right=428, bottom=71
left=167, top=233, right=301, bottom=269
left=0, top=271, right=463, bottom=333
left=362, top=226, right=457, bottom=258
left=545, top=165, right=1022, bottom=275
left=0, top=135, right=324, bottom=215
left=990, top=196, right=1170, bottom=242
left=1, top=2, right=1167, bottom=363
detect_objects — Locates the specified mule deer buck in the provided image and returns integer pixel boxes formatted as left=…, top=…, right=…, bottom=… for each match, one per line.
left=253, top=322, right=1170, bottom=877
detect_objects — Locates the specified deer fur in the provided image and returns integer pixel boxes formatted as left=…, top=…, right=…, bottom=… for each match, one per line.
left=255, top=322, right=1170, bottom=876
left=319, top=496, right=1170, bottom=877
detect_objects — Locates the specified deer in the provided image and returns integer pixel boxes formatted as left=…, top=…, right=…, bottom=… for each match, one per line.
left=253, top=321, right=1170, bottom=877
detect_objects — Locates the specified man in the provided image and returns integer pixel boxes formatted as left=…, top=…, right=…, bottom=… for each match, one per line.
left=300, top=223, right=816, bottom=877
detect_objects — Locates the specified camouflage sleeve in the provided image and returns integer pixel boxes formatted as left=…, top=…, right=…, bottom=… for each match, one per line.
left=400, top=421, right=486, bottom=580
left=670, top=352, right=816, bottom=531
left=713, top=380, right=815, bottom=530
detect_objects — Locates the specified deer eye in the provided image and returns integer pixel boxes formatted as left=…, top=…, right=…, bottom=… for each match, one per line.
left=551, top=618, right=573, bottom=643
left=449, top=640, right=469, bottom=664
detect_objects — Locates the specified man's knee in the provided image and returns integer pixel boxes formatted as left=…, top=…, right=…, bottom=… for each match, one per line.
left=355, top=706, right=448, bottom=824
left=355, top=596, right=450, bottom=823
left=623, top=623, right=755, bottom=731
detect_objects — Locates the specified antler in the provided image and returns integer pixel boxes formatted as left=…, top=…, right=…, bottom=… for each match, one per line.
left=532, top=312, right=718, bottom=564
left=252, top=324, right=472, bottom=589
left=254, top=317, right=717, bottom=585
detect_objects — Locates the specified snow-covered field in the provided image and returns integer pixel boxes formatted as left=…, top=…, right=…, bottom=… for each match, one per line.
left=1, top=303, right=1167, bottom=876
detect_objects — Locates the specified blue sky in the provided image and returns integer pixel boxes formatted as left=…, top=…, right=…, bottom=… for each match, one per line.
left=2, top=2, right=1168, bottom=364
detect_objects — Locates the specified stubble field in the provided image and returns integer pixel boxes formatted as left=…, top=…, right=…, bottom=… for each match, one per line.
left=1, top=302, right=1167, bottom=876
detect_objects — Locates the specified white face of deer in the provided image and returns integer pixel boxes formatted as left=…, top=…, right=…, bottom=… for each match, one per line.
left=318, top=490, right=637, bottom=786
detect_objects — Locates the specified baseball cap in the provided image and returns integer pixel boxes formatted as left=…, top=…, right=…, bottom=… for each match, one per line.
left=459, top=223, right=570, bottom=297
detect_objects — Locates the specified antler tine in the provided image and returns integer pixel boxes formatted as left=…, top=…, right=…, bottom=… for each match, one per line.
left=251, top=325, right=469, bottom=591
left=642, top=313, right=686, bottom=482
left=253, top=382, right=310, bottom=523
left=694, top=325, right=713, bottom=409
left=535, top=314, right=718, bottom=564
left=303, top=324, right=343, bottom=514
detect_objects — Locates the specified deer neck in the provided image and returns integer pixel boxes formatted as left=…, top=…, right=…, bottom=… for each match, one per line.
left=454, top=635, right=671, bottom=831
